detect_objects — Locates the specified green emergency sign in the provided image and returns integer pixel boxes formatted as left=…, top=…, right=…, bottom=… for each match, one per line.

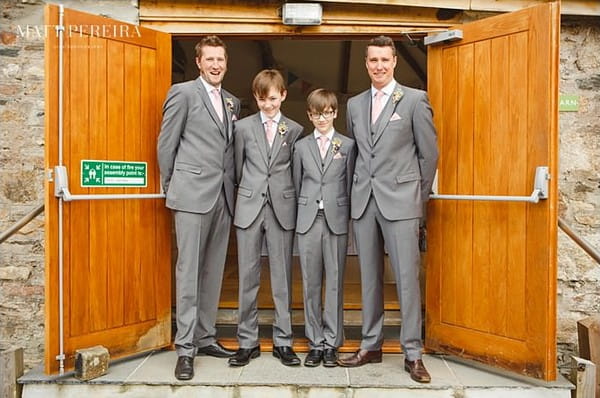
left=81, top=160, right=147, bottom=187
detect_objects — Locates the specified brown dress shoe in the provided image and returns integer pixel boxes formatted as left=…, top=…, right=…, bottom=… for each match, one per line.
left=337, top=349, right=382, bottom=367
left=404, top=359, right=431, bottom=383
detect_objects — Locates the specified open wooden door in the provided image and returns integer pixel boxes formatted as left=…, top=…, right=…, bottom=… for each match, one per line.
left=425, top=3, right=559, bottom=380
left=44, top=5, right=172, bottom=374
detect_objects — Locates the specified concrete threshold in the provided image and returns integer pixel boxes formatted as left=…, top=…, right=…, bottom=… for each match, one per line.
left=19, top=350, right=573, bottom=398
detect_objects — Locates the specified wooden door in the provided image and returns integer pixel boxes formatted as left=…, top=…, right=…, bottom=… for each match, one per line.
left=425, top=3, right=559, bottom=380
left=44, top=5, right=172, bottom=374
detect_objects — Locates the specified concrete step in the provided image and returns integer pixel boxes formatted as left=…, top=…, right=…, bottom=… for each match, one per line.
left=19, top=350, right=573, bottom=398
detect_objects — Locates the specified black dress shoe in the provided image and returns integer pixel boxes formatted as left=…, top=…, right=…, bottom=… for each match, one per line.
left=228, top=346, right=260, bottom=367
left=272, top=346, right=301, bottom=366
left=174, top=356, right=194, bottom=380
left=196, top=342, right=236, bottom=358
left=323, top=348, right=338, bottom=367
left=304, top=349, right=322, bottom=367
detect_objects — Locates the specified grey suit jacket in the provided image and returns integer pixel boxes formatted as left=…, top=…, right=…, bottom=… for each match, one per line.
left=293, top=131, right=356, bottom=235
left=347, top=83, right=438, bottom=221
left=157, top=77, right=241, bottom=215
left=233, top=113, right=303, bottom=230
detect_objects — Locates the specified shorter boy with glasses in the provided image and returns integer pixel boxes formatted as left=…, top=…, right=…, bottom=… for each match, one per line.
left=293, top=88, right=356, bottom=367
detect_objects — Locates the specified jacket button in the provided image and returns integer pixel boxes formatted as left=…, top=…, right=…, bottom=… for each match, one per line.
left=371, top=154, right=375, bottom=158
left=261, top=193, right=266, bottom=197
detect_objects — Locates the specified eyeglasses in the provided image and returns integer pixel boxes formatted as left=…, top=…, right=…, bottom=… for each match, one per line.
left=308, top=111, right=335, bottom=120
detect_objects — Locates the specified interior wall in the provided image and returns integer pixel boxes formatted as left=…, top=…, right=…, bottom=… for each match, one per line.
left=173, top=38, right=426, bottom=135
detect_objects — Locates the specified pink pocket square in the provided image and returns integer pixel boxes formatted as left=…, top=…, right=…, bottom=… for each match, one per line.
left=282, top=142, right=287, bottom=147
left=333, top=152, right=343, bottom=159
left=232, top=114, right=238, bottom=121
left=390, top=113, right=402, bottom=121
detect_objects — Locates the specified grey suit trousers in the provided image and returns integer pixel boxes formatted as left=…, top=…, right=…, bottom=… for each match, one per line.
left=353, top=196, right=423, bottom=361
left=236, top=203, right=294, bottom=348
left=297, top=212, right=346, bottom=350
left=173, top=192, right=231, bottom=357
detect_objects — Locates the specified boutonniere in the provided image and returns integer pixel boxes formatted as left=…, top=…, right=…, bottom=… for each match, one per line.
left=331, top=137, right=342, bottom=154
left=277, top=121, right=288, bottom=136
left=392, top=88, right=404, bottom=104
left=225, top=97, right=235, bottom=112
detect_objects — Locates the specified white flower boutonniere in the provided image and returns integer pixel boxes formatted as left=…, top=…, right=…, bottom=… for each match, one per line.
left=278, top=121, right=288, bottom=136
left=225, top=97, right=235, bottom=112
left=331, top=137, right=342, bottom=154
left=392, top=88, right=404, bottom=105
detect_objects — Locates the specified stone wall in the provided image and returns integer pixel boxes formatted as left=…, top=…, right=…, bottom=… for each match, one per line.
left=1, top=0, right=599, bottom=377
left=556, top=17, right=600, bottom=373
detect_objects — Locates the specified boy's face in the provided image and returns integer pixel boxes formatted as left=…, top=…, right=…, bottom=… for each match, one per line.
left=308, top=107, right=337, bottom=135
left=254, top=87, right=287, bottom=119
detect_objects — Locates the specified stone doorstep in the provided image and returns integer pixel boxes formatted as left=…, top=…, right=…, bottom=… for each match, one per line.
left=19, top=351, right=573, bottom=398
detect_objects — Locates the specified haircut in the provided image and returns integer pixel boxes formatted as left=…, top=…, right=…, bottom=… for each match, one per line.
left=306, top=88, right=338, bottom=113
left=252, top=69, right=286, bottom=97
left=365, top=35, right=397, bottom=57
left=195, top=35, right=227, bottom=59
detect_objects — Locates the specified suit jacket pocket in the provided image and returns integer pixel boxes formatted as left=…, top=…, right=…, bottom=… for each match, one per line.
left=282, top=189, right=296, bottom=199
left=395, top=172, right=419, bottom=184
left=298, top=196, right=308, bottom=205
left=237, top=185, right=253, bottom=198
left=336, top=196, right=349, bottom=206
left=353, top=174, right=358, bottom=183
left=175, top=162, right=202, bottom=175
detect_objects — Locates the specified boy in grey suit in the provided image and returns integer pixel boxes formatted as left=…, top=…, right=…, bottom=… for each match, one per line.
left=293, top=89, right=356, bottom=367
left=228, top=69, right=303, bottom=367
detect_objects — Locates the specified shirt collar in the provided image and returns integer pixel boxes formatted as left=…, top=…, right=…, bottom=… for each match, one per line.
left=371, top=79, right=397, bottom=98
left=313, top=128, right=335, bottom=141
left=260, top=111, right=281, bottom=125
left=199, top=76, right=221, bottom=93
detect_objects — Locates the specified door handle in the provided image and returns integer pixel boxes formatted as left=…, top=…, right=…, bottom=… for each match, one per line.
left=53, top=165, right=165, bottom=201
left=429, top=166, right=549, bottom=204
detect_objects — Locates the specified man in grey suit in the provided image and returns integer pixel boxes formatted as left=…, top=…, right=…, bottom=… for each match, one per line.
left=293, top=88, right=356, bottom=367
left=157, top=35, right=241, bottom=381
left=337, top=36, right=438, bottom=384
left=228, top=69, right=303, bottom=367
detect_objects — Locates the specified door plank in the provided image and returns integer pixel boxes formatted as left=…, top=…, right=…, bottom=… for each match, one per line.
left=471, top=40, right=492, bottom=334
left=69, top=34, right=91, bottom=337
left=123, top=45, right=142, bottom=326
left=440, top=46, right=458, bottom=327
left=88, top=36, right=109, bottom=332
left=106, top=40, right=126, bottom=329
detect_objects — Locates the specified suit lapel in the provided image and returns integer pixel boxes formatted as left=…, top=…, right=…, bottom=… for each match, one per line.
left=195, top=78, right=227, bottom=139
left=358, top=91, right=373, bottom=147
left=269, top=117, right=286, bottom=165
left=252, top=115, right=270, bottom=167
left=222, top=89, right=234, bottom=141
left=322, top=132, right=339, bottom=174
left=372, top=84, right=403, bottom=146
left=308, top=135, right=323, bottom=170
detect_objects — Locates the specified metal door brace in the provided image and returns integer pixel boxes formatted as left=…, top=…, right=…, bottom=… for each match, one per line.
left=429, top=166, right=549, bottom=203
left=53, top=165, right=165, bottom=201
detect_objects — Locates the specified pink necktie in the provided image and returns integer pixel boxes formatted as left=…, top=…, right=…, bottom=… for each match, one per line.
left=371, top=90, right=384, bottom=123
left=318, top=136, right=328, bottom=159
left=210, top=88, right=223, bottom=122
left=265, top=119, right=275, bottom=147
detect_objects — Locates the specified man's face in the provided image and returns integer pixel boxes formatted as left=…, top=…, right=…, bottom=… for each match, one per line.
left=365, top=45, right=397, bottom=90
left=254, top=87, right=287, bottom=119
left=196, top=45, right=227, bottom=87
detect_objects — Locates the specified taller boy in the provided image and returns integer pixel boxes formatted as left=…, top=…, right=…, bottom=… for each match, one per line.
left=338, top=36, right=438, bottom=383
left=229, top=69, right=303, bottom=367
left=157, top=36, right=241, bottom=380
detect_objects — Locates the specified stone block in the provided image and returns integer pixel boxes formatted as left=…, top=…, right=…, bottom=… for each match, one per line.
left=0, top=347, right=24, bottom=398
left=74, top=345, right=109, bottom=381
